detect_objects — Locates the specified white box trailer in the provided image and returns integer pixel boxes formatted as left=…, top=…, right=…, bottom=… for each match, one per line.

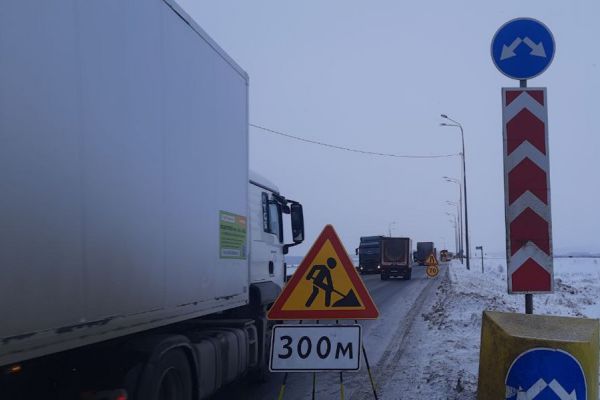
left=0, top=1, right=304, bottom=398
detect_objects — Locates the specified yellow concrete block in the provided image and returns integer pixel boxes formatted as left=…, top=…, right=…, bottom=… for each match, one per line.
left=478, top=311, right=599, bottom=400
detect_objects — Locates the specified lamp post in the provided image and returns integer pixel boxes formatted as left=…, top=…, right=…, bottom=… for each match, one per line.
left=447, top=218, right=459, bottom=259
left=444, top=176, right=463, bottom=258
left=440, top=115, right=471, bottom=270
left=445, top=212, right=459, bottom=255
left=388, top=221, right=397, bottom=237
left=445, top=199, right=463, bottom=263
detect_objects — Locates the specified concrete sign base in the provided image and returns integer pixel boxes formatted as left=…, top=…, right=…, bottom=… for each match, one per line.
left=477, top=311, right=599, bottom=400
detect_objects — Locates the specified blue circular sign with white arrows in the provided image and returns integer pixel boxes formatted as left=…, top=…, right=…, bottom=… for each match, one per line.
left=505, top=348, right=586, bottom=400
left=491, top=18, right=555, bottom=80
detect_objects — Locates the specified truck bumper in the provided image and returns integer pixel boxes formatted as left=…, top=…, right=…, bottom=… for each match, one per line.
left=381, top=266, right=410, bottom=278
left=358, top=265, right=380, bottom=274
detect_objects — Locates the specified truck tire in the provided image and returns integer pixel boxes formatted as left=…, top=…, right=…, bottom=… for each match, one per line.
left=380, top=273, right=388, bottom=281
left=138, top=349, right=193, bottom=400
left=404, top=270, right=412, bottom=280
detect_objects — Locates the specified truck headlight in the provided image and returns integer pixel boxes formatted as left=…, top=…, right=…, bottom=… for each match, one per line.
left=377, top=265, right=381, bottom=269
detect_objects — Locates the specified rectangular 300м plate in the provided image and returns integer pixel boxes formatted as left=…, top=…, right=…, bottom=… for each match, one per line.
left=269, top=324, right=361, bottom=372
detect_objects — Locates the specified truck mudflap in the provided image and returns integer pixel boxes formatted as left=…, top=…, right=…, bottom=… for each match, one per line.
left=250, top=281, right=281, bottom=306
left=380, top=265, right=411, bottom=280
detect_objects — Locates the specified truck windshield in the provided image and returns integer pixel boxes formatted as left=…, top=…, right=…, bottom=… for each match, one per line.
left=359, top=243, right=379, bottom=252
left=358, top=237, right=381, bottom=265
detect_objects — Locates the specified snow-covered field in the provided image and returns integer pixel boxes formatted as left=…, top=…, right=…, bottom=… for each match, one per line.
left=385, top=258, right=600, bottom=400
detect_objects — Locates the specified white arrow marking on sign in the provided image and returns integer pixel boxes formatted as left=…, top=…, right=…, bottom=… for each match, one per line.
left=500, top=37, right=547, bottom=61
left=501, top=38, right=523, bottom=60
left=505, top=142, right=548, bottom=172
left=548, top=379, right=577, bottom=400
left=518, top=378, right=546, bottom=399
left=503, top=91, right=547, bottom=122
left=508, top=191, right=550, bottom=223
left=523, top=37, right=547, bottom=58
left=506, top=379, right=577, bottom=400
left=508, top=243, right=552, bottom=275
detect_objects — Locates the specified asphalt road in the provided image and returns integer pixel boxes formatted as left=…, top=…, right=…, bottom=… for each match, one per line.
left=212, top=264, right=445, bottom=400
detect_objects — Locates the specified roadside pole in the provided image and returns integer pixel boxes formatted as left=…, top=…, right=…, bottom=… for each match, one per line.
left=519, top=80, right=534, bottom=315
left=476, top=245, right=484, bottom=274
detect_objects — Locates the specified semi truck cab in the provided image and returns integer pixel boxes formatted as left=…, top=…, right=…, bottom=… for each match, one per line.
left=249, top=172, right=304, bottom=293
left=355, top=235, right=384, bottom=274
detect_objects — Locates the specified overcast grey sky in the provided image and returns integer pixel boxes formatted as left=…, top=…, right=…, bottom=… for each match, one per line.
left=179, top=1, right=599, bottom=256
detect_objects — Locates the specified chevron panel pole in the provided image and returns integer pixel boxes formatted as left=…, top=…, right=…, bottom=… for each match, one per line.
left=502, top=88, right=553, bottom=296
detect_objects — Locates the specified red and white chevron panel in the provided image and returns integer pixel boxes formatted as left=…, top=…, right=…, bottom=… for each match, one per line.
left=502, top=88, right=553, bottom=294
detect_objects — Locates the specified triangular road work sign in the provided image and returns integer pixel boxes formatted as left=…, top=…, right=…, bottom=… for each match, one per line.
left=426, top=253, right=439, bottom=267
left=268, top=225, right=379, bottom=320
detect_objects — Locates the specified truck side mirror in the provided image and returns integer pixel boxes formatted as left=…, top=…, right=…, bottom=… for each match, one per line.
left=284, top=203, right=304, bottom=255
left=290, top=203, right=304, bottom=244
left=355, top=248, right=359, bottom=256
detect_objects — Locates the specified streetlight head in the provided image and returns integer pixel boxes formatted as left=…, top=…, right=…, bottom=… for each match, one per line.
left=441, top=114, right=448, bottom=119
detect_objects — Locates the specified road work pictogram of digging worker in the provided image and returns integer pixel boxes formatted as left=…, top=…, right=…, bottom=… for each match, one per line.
left=304, top=257, right=360, bottom=308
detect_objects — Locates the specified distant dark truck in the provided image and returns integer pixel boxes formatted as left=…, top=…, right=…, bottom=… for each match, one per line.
left=380, top=237, right=412, bottom=280
left=356, top=235, right=384, bottom=274
left=414, top=241, right=436, bottom=266
left=440, top=249, right=449, bottom=262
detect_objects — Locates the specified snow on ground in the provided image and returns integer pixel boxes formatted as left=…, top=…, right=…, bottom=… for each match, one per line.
left=382, top=257, right=600, bottom=400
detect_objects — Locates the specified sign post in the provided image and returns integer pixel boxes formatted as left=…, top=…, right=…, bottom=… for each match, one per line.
left=475, top=245, right=484, bottom=273
left=491, top=18, right=555, bottom=314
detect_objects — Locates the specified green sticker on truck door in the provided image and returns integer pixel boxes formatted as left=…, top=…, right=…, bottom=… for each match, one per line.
left=219, top=211, right=247, bottom=259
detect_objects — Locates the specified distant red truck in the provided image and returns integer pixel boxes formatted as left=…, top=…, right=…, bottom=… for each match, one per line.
left=380, top=237, right=413, bottom=280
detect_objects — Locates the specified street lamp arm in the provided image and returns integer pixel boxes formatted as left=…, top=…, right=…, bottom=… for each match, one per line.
left=439, top=113, right=470, bottom=270
left=443, top=176, right=461, bottom=184
left=440, top=122, right=460, bottom=127
left=441, top=114, right=463, bottom=127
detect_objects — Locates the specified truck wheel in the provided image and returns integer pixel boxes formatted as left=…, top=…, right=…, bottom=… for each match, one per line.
left=404, top=270, right=412, bottom=280
left=380, top=273, right=388, bottom=281
left=139, top=349, right=192, bottom=400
